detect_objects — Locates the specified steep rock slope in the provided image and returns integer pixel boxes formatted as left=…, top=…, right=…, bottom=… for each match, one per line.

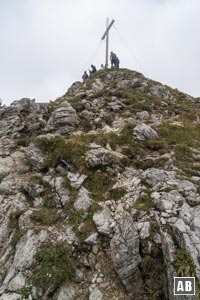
left=0, top=69, right=200, bottom=300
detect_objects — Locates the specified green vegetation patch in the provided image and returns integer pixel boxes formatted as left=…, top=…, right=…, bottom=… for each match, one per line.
left=83, top=171, right=114, bottom=201
left=30, top=208, right=59, bottom=225
left=31, top=244, right=75, bottom=289
left=109, top=187, right=127, bottom=201
left=173, top=249, right=196, bottom=277
left=157, top=122, right=200, bottom=147
left=132, top=190, right=154, bottom=211
left=8, top=211, right=25, bottom=248
left=34, top=136, right=88, bottom=170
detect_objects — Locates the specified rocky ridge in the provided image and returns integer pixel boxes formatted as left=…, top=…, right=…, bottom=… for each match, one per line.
left=0, top=69, right=200, bottom=299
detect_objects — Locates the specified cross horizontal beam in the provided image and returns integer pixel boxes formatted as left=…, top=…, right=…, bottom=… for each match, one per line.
left=101, top=19, right=115, bottom=40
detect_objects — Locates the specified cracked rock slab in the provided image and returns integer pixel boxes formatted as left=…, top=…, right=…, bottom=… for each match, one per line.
left=110, top=212, right=142, bottom=294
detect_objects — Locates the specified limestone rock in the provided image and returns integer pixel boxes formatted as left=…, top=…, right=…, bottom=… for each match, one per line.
left=138, top=222, right=151, bottom=239
left=86, top=143, right=125, bottom=168
left=54, top=283, right=77, bottom=300
left=74, top=187, right=93, bottom=211
left=152, top=190, right=184, bottom=211
left=133, top=123, right=158, bottom=141
left=89, top=288, right=103, bottom=300
left=93, top=207, right=112, bottom=235
left=136, top=111, right=150, bottom=120
left=25, top=143, right=46, bottom=171
left=143, top=168, right=176, bottom=188
left=7, top=273, right=26, bottom=292
left=45, top=101, right=79, bottom=134
left=110, top=212, right=142, bottom=293
left=0, top=293, right=24, bottom=300
left=67, top=172, right=87, bottom=188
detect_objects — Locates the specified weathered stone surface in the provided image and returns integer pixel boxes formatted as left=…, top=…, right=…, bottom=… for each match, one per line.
left=152, top=190, right=184, bottom=211
left=0, top=67, right=199, bottom=300
left=143, top=168, right=176, bottom=188
left=85, top=232, right=98, bottom=245
left=89, top=288, right=103, bottom=300
left=7, top=273, right=26, bottom=292
left=44, top=176, right=70, bottom=207
left=0, top=230, right=47, bottom=294
left=110, top=212, right=142, bottom=293
left=86, top=143, right=125, bottom=168
left=180, top=203, right=200, bottom=240
left=45, top=101, right=79, bottom=133
left=0, top=138, right=16, bottom=157
left=25, top=143, right=45, bottom=171
left=0, top=293, right=24, bottom=300
left=133, top=123, right=158, bottom=141
left=67, top=172, right=87, bottom=188
left=74, top=187, right=93, bottom=211
left=93, top=207, right=113, bottom=236
left=117, top=78, right=142, bottom=89
left=55, top=283, right=77, bottom=300
left=136, top=111, right=150, bottom=120
left=138, top=221, right=150, bottom=239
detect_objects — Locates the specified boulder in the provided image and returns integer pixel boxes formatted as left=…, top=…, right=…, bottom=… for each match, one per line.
left=89, top=288, right=103, bottom=300
left=44, top=101, right=79, bottom=134
left=86, top=143, right=125, bottom=168
left=93, top=207, right=112, bottom=236
left=110, top=212, right=142, bottom=294
left=133, top=123, right=158, bottom=141
left=74, top=187, right=93, bottom=211
left=25, top=143, right=46, bottom=171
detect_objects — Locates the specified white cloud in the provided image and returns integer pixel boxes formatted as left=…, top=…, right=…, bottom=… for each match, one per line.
left=0, top=0, right=199, bottom=104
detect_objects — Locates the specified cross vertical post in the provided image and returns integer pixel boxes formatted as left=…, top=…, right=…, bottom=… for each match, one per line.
left=101, top=18, right=115, bottom=69
left=105, top=18, right=109, bottom=69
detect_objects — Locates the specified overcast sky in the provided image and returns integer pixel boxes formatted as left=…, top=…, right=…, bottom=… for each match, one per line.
left=0, top=0, right=199, bottom=105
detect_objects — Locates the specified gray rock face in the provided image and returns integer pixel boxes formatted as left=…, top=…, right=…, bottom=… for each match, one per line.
left=152, top=190, right=184, bottom=211
left=44, top=176, right=70, bottom=207
left=45, top=101, right=79, bottom=134
left=0, top=293, right=24, bottom=300
left=0, top=138, right=16, bottom=156
left=143, top=168, right=176, bottom=187
left=117, top=78, right=142, bottom=89
left=172, top=218, right=200, bottom=283
left=86, top=143, right=125, bottom=168
left=67, top=81, right=82, bottom=95
left=0, top=98, right=48, bottom=138
left=110, top=212, right=142, bottom=294
left=0, top=68, right=199, bottom=300
left=180, top=203, right=200, bottom=240
left=7, top=273, right=26, bottom=292
left=0, top=230, right=47, bottom=294
left=67, top=172, right=87, bottom=188
left=93, top=207, right=112, bottom=236
left=74, top=187, right=93, bottom=211
left=89, top=288, right=103, bottom=300
left=133, top=123, right=158, bottom=141
left=25, top=143, right=46, bottom=171
left=136, top=111, right=150, bottom=120
left=55, top=283, right=77, bottom=300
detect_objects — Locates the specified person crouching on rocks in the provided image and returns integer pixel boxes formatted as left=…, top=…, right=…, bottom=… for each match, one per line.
left=89, top=65, right=97, bottom=76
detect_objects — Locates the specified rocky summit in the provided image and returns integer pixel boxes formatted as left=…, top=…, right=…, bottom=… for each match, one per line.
left=0, top=68, right=200, bottom=300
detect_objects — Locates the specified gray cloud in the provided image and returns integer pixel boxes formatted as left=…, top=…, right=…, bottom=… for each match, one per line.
left=0, top=0, right=199, bottom=104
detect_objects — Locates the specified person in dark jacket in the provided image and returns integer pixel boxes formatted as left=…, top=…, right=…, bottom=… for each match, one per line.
left=115, top=56, right=120, bottom=69
left=110, top=51, right=117, bottom=68
left=82, top=71, right=89, bottom=81
left=89, top=65, right=97, bottom=75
